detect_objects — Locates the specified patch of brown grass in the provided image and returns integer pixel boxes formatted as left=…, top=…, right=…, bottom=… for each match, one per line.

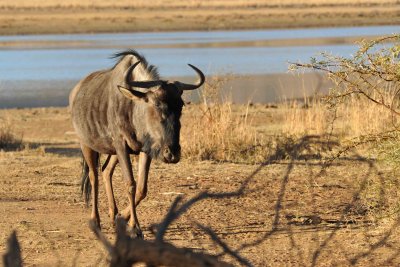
left=283, top=93, right=398, bottom=138
left=0, top=125, right=23, bottom=151
left=181, top=76, right=273, bottom=163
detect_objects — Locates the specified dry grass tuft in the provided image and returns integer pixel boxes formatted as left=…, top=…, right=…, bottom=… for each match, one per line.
left=283, top=93, right=398, bottom=138
left=181, top=76, right=272, bottom=164
left=0, top=124, right=23, bottom=151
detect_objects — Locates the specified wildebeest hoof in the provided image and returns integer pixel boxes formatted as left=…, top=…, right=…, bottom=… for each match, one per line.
left=128, top=226, right=144, bottom=239
left=113, top=214, right=121, bottom=226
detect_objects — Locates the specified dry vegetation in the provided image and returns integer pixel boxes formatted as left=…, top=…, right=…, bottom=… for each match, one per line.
left=284, top=93, right=398, bottom=138
left=1, top=0, right=400, bottom=35
left=289, top=35, right=400, bottom=140
left=181, top=76, right=271, bottom=163
left=0, top=0, right=398, bottom=8
left=0, top=124, right=23, bottom=151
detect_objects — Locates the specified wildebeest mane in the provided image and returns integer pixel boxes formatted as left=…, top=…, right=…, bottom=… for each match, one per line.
left=112, top=49, right=160, bottom=80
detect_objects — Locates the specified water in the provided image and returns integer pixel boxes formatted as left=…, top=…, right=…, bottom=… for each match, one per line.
left=0, top=45, right=363, bottom=81
left=0, top=25, right=399, bottom=107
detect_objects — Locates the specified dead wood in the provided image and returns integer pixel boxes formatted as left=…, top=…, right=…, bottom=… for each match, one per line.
left=90, top=219, right=233, bottom=267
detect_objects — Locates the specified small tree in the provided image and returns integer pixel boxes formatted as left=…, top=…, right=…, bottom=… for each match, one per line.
left=290, top=35, right=400, bottom=118
left=289, top=35, right=400, bottom=148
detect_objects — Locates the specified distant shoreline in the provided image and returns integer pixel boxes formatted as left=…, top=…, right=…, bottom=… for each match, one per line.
left=0, top=34, right=394, bottom=50
left=0, top=73, right=332, bottom=109
left=1, top=0, right=400, bottom=36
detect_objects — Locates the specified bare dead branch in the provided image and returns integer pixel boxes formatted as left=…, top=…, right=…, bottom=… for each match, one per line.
left=90, top=218, right=234, bottom=267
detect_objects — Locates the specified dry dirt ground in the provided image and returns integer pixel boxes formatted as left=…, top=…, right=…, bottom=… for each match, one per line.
left=1, top=106, right=400, bottom=266
left=1, top=0, right=400, bottom=35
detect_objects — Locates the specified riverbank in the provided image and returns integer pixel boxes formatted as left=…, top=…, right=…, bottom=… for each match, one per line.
left=1, top=0, right=400, bottom=35
left=0, top=73, right=331, bottom=109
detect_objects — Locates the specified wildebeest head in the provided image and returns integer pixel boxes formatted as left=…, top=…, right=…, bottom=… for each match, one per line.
left=118, top=60, right=205, bottom=163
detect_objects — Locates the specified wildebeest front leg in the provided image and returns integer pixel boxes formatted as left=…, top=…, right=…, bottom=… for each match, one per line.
left=102, top=155, right=119, bottom=223
left=115, top=142, right=142, bottom=238
left=120, top=152, right=152, bottom=220
left=81, top=143, right=100, bottom=228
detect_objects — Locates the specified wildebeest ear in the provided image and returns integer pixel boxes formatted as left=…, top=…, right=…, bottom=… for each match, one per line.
left=117, top=85, right=148, bottom=101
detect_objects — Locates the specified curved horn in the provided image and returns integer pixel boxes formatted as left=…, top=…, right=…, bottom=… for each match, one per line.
left=125, top=61, right=163, bottom=89
left=175, top=64, right=205, bottom=91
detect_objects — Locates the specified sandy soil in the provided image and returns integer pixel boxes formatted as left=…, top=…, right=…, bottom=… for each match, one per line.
left=0, top=0, right=400, bottom=35
left=1, top=106, right=400, bottom=266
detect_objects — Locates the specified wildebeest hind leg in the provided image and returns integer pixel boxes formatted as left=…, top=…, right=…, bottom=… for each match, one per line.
left=81, top=143, right=101, bottom=229
left=102, top=155, right=119, bottom=224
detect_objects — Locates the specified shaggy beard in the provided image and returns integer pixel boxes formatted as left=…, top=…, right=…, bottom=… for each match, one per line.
left=141, top=134, right=162, bottom=159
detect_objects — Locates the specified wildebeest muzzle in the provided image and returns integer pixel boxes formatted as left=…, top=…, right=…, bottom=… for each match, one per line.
left=162, top=145, right=181, bottom=163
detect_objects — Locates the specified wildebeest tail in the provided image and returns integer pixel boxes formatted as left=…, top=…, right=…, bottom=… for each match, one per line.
left=80, top=154, right=91, bottom=205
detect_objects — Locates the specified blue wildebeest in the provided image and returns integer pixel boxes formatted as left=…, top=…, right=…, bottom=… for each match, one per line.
left=69, top=50, right=204, bottom=237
